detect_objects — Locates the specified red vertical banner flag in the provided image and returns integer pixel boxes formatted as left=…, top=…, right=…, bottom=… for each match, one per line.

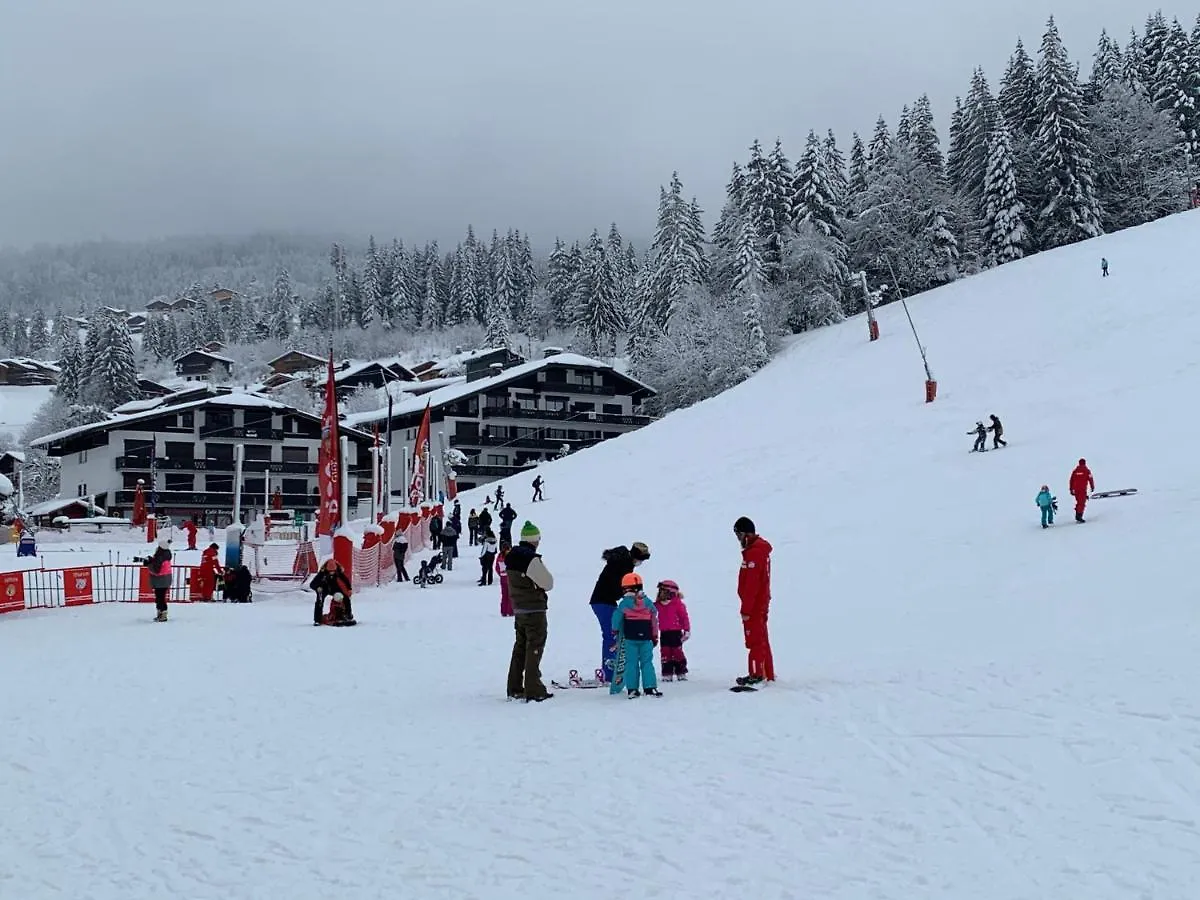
left=63, top=567, right=94, bottom=606
left=408, top=403, right=431, bottom=507
left=317, top=353, right=342, bottom=536
left=0, top=571, right=25, bottom=614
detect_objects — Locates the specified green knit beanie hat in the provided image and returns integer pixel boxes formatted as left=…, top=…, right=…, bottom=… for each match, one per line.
left=520, top=521, right=540, bottom=541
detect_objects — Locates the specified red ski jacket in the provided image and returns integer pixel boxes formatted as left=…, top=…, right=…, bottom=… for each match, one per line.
left=1069, top=464, right=1094, bottom=497
left=738, top=536, right=773, bottom=619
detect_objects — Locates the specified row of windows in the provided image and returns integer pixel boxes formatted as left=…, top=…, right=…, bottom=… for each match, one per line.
left=121, top=441, right=313, bottom=464
left=121, top=473, right=313, bottom=494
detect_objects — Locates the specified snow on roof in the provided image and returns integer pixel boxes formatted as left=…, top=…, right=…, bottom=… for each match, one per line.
left=1, top=450, right=26, bottom=463
left=346, top=352, right=654, bottom=427
left=174, top=350, right=235, bottom=365
left=112, top=397, right=167, bottom=414
left=0, top=472, right=11, bottom=496
left=0, top=357, right=61, bottom=372
left=267, top=350, right=325, bottom=367
left=30, top=391, right=374, bottom=448
left=26, top=497, right=101, bottom=516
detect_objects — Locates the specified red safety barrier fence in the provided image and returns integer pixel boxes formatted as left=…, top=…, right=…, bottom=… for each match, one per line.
left=0, top=564, right=195, bottom=615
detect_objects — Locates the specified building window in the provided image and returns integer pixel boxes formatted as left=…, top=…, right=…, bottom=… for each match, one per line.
left=572, top=402, right=595, bottom=413
left=123, top=472, right=151, bottom=489
left=124, top=439, right=153, bottom=460
left=206, top=410, right=234, bottom=433
left=487, top=454, right=508, bottom=466
left=77, top=483, right=88, bottom=497
left=602, top=403, right=623, bottom=415
left=244, top=444, right=272, bottom=462
left=77, top=449, right=88, bottom=464
left=165, top=474, right=193, bottom=492
left=281, top=446, right=308, bottom=464
left=207, top=474, right=234, bottom=493
left=164, top=441, right=194, bottom=462
left=206, top=443, right=234, bottom=463
left=545, top=396, right=568, bottom=412
left=546, top=429, right=568, bottom=440
left=244, top=478, right=266, bottom=497
left=180, top=411, right=194, bottom=429
left=281, top=479, right=307, bottom=496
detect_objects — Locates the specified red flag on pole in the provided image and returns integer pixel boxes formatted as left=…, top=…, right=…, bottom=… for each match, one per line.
left=317, top=353, right=342, bottom=536
left=408, top=402, right=431, bottom=506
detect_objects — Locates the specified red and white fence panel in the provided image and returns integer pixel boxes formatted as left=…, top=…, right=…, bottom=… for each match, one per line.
left=0, top=564, right=195, bottom=615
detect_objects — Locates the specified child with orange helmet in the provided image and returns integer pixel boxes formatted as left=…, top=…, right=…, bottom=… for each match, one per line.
left=610, top=571, right=662, bottom=697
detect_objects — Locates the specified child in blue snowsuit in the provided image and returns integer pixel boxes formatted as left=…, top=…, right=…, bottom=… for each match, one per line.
left=1036, top=485, right=1057, bottom=529
left=611, top=573, right=662, bottom=697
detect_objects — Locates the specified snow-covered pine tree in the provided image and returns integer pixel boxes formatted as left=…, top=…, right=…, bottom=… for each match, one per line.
left=896, top=105, right=913, bottom=147
left=999, top=39, right=1039, bottom=138
left=518, top=232, right=537, bottom=325
left=483, top=292, right=511, bottom=348
left=55, top=334, right=84, bottom=404
left=362, top=236, right=383, bottom=328
left=267, top=269, right=295, bottom=342
left=493, top=242, right=520, bottom=338
left=742, top=140, right=792, bottom=281
left=909, top=95, right=944, bottom=175
left=960, top=70, right=1000, bottom=202
left=545, top=239, right=576, bottom=329
left=574, top=230, right=624, bottom=356
left=730, top=215, right=767, bottom=297
left=867, top=117, right=892, bottom=172
left=1141, top=11, right=1172, bottom=95
left=847, top=133, right=869, bottom=195
left=421, top=257, right=442, bottom=330
left=390, top=240, right=418, bottom=327
left=983, top=124, right=1029, bottom=266
left=1089, top=81, right=1188, bottom=230
left=946, top=97, right=968, bottom=193
left=1032, top=16, right=1104, bottom=248
left=823, top=130, right=849, bottom=209
left=82, top=317, right=140, bottom=409
left=792, top=130, right=843, bottom=241
left=638, top=172, right=708, bottom=329
left=742, top=293, right=770, bottom=372
left=711, top=163, right=749, bottom=261
left=27, top=316, right=49, bottom=353
left=1124, top=28, right=1147, bottom=93
left=1088, top=29, right=1124, bottom=102
left=141, top=315, right=161, bottom=361
left=1152, top=18, right=1200, bottom=164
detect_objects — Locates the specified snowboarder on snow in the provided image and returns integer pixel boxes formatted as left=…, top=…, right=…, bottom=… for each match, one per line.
left=734, top=516, right=774, bottom=688
left=1035, top=485, right=1057, bottom=529
left=987, top=414, right=1007, bottom=449
left=611, top=572, right=662, bottom=697
left=654, top=579, right=691, bottom=682
left=1101, top=257, right=1109, bottom=277
left=968, top=421, right=988, bottom=452
left=1069, top=458, right=1095, bottom=523
left=532, top=475, right=544, bottom=502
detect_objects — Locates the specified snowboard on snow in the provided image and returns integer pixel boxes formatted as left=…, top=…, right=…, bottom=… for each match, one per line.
left=729, top=684, right=758, bottom=692
left=608, top=635, right=628, bottom=695
left=551, top=668, right=606, bottom=690
left=1090, top=488, right=1137, bottom=499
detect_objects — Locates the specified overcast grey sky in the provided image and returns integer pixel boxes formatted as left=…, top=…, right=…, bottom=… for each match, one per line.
left=0, top=0, right=1189, bottom=250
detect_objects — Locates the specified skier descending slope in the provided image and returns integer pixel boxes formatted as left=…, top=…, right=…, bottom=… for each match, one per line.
left=1069, top=458, right=1095, bottom=523
left=733, top=517, right=774, bottom=690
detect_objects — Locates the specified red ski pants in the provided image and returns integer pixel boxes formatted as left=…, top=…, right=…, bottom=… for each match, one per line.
left=743, top=609, right=774, bottom=681
left=1073, top=492, right=1088, bottom=518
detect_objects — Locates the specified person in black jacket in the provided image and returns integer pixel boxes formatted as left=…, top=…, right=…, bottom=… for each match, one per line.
left=311, top=558, right=355, bottom=626
left=393, top=533, right=410, bottom=582
left=497, top=502, right=518, bottom=544
left=588, top=541, right=650, bottom=682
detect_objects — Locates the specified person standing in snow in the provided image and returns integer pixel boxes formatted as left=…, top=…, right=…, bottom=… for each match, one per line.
left=505, top=522, right=554, bottom=701
left=183, top=518, right=198, bottom=551
left=734, top=516, right=774, bottom=688
left=467, top=509, right=480, bottom=545
left=192, top=542, right=222, bottom=601
left=429, top=511, right=443, bottom=550
left=477, top=505, right=493, bottom=538
left=987, top=414, right=1007, bottom=449
left=497, top=502, right=517, bottom=545
left=478, top=529, right=497, bottom=586
left=968, top=421, right=988, bottom=452
left=440, top=520, right=459, bottom=570
left=1035, top=485, right=1057, bottom=529
left=393, top=531, right=410, bottom=582
left=532, top=475, right=544, bottom=502
left=145, top=535, right=173, bottom=622
left=493, top=486, right=504, bottom=510
left=654, top=579, right=691, bottom=682
left=611, top=572, right=662, bottom=697
left=1101, top=257, right=1109, bottom=277
left=588, top=541, right=652, bottom=683
left=497, top=539, right=513, bottom=617
left=1069, top=458, right=1095, bottom=523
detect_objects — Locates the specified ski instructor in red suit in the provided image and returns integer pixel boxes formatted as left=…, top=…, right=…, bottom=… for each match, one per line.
left=1069, top=458, right=1095, bottom=523
left=734, top=516, right=774, bottom=687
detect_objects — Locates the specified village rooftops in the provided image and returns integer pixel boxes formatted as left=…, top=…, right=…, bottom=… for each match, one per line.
left=346, top=352, right=655, bottom=427
left=173, top=349, right=235, bottom=365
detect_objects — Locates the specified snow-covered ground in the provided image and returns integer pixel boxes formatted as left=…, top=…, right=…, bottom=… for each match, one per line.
left=0, top=383, right=52, bottom=437
left=5, top=212, right=1200, bottom=898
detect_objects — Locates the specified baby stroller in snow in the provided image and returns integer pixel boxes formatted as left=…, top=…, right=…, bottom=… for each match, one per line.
left=222, top=565, right=253, bottom=603
left=414, top=557, right=444, bottom=587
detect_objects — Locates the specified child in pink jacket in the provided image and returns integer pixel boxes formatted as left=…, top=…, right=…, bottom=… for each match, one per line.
left=654, top=580, right=691, bottom=681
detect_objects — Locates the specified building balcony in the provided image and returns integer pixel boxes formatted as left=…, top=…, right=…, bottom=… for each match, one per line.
left=460, top=435, right=603, bottom=452
left=114, top=490, right=327, bottom=509
left=534, top=380, right=617, bottom=396
left=480, top=406, right=653, bottom=426
left=453, top=464, right=535, bottom=478
left=115, top=456, right=320, bottom=475
left=197, top=424, right=285, bottom=440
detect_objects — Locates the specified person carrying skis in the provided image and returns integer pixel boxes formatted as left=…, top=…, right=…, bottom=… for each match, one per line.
left=1035, top=485, right=1057, bottom=529
left=588, top=541, right=651, bottom=683
left=311, top=557, right=355, bottom=626
left=467, top=509, right=480, bottom=545
left=1069, top=458, right=1095, bottom=523
left=987, top=414, right=1007, bottom=449
left=532, top=475, right=544, bottom=502
left=478, top=528, right=497, bottom=586
left=611, top=572, right=662, bottom=697
left=968, top=421, right=988, bottom=452
left=505, top=522, right=554, bottom=702
left=734, top=516, right=774, bottom=688
left=654, top=579, right=691, bottom=682
left=145, top=535, right=173, bottom=622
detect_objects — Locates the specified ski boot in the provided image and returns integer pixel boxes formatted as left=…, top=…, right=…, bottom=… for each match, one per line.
left=154, top=610, right=168, bottom=622
left=644, top=687, right=663, bottom=697
left=676, top=674, right=688, bottom=681
left=627, top=689, right=641, bottom=698
left=735, top=675, right=764, bottom=688
left=662, top=674, right=674, bottom=682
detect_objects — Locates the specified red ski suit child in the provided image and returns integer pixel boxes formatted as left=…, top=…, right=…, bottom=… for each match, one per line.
left=191, top=544, right=222, bottom=601
left=1069, top=459, right=1094, bottom=521
left=183, top=520, right=198, bottom=551
left=738, top=534, right=774, bottom=682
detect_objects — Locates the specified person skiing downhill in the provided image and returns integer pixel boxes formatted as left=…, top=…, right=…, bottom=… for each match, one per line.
left=532, top=476, right=544, bottom=502
left=611, top=572, right=662, bottom=698
left=1035, top=485, right=1057, bottom=529
left=968, top=421, right=988, bottom=452
left=1069, top=458, right=1095, bottom=523
left=987, top=414, right=1007, bottom=449
left=734, top=517, right=774, bottom=688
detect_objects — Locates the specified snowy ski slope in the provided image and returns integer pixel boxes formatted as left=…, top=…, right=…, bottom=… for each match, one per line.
left=4, top=211, right=1200, bottom=898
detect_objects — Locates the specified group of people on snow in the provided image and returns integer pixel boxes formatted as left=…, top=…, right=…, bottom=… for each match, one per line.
left=967, top=414, right=1006, bottom=452
left=1037, top=458, right=1095, bottom=527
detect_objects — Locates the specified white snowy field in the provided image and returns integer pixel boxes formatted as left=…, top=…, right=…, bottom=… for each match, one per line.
left=0, top=383, right=52, bottom=436
left=5, top=211, right=1200, bottom=898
